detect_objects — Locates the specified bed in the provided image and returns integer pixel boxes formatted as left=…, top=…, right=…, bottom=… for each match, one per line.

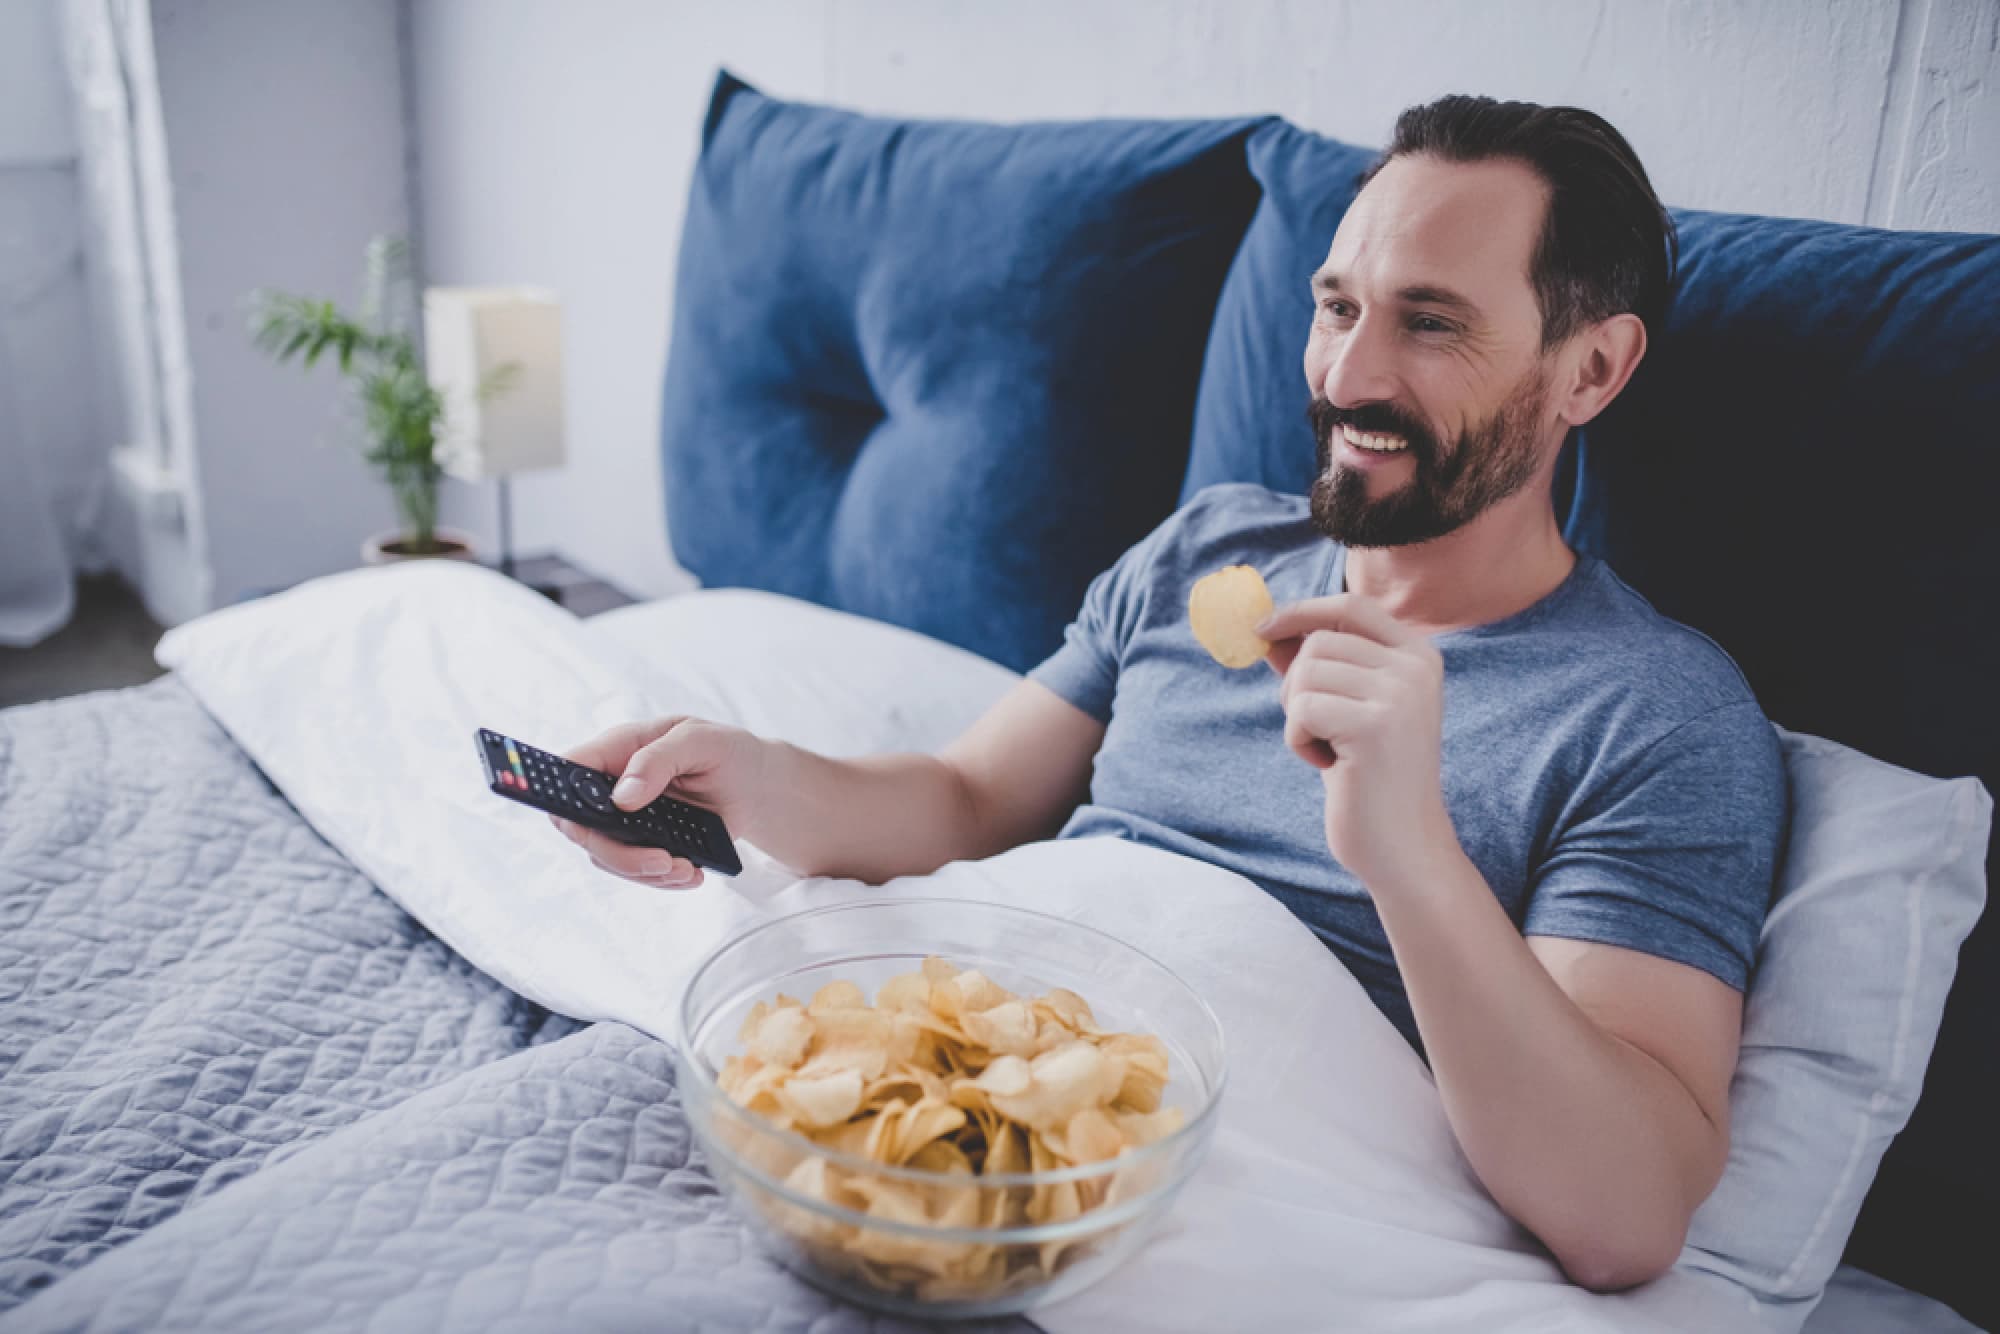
left=3, top=71, right=1997, bottom=1333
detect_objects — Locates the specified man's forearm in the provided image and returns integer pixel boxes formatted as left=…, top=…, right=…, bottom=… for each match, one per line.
left=1371, top=844, right=1725, bottom=1290
left=746, top=743, right=990, bottom=884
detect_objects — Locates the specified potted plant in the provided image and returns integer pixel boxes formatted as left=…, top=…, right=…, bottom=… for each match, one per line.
left=250, top=236, right=512, bottom=563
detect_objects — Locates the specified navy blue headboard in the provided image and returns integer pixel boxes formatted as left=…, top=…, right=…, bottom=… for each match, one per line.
left=661, top=85, right=2000, bottom=1323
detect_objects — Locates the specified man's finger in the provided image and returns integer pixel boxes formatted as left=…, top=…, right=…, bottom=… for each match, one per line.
left=1284, top=692, right=1369, bottom=768
left=612, top=721, right=704, bottom=810
left=1257, top=594, right=1420, bottom=649
left=1264, top=634, right=1300, bottom=676
left=591, top=852, right=702, bottom=889
left=570, top=824, right=674, bottom=877
left=1269, top=628, right=1394, bottom=690
left=559, top=716, right=689, bottom=777
left=1280, top=657, right=1377, bottom=713
left=558, top=720, right=654, bottom=772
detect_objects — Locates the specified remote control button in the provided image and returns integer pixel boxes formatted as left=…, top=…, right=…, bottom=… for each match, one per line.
left=568, top=770, right=615, bottom=813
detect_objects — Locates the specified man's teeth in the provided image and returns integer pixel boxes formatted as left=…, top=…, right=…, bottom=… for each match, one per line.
left=1340, top=424, right=1409, bottom=453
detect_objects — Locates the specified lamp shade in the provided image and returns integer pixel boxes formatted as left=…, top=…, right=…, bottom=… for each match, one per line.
left=423, top=287, right=566, bottom=480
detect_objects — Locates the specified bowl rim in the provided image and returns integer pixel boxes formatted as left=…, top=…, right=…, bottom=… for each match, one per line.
left=673, top=895, right=1229, bottom=1192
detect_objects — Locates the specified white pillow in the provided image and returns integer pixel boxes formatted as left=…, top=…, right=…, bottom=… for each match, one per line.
left=581, top=588, right=1021, bottom=753
left=583, top=590, right=1993, bottom=1315
left=1684, top=729, right=1989, bottom=1302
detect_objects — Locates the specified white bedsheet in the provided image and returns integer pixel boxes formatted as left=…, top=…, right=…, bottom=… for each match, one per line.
left=153, top=564, right=1933, bottom=1334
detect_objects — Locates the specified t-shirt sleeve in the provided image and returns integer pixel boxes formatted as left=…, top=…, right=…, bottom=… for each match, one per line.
left=1522, top=701, right=1788, bottom=991
left=1026, top=512, right=1180, bottom=725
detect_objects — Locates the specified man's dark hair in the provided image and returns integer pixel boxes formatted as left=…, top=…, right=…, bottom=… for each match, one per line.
left=1361, top=95, right=1678, bottom=348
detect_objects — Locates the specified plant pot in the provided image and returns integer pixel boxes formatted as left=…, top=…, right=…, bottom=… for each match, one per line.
left=361, top=527, right=478, bottom=566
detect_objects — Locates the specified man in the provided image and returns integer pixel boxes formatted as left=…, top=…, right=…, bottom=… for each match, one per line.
left=555, top=95, right=1785, bottom=1293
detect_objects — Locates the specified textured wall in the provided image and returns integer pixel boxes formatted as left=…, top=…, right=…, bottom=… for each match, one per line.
left=411, top=0, right=2000, bottom=604
left=825, top=0, right=1999, bottom=232
left=147, top=0, right=417, bottom=610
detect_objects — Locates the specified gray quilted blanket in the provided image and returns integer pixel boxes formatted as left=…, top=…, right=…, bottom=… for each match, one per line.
left=0, top=679, right=1028, bottom=1333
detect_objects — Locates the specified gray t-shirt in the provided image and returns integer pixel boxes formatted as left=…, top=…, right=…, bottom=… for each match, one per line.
left=1031, top=483, right=1787, bottom=1052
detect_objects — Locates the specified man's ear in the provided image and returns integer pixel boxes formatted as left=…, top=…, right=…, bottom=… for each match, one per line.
left=1556, top=312, right=1647, bottom=429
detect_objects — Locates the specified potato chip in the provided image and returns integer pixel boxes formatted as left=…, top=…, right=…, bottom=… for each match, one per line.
left=777, top=1067, right=865, bottom=1128
left=970, top=1054, right=1032, bottom=1098
left=1057, top=1106, right=1125, bottom=1165
left=717, top=956, right=1183, bottom=1306
left=876, top=971, right=932, bottom=1014
left=1113, top=1105, right=1186, bottom=1147
left=1099, top=1032, right=1170, bottom=1113
left=809, top=979, right=867, bottom=1013
left=907, top=1138, right=973, bottom=1177
left=780, top=1157, right=858, bottom=1247
left=744, top=1004, right=815, bottom=1068
left=1034, top=987, right=1097, bottom=1033
left=960, top=999, right=1039, bottom=1057
left=988, top=1041, right=1120, bottom=1132
left=895, top=1098, right=967, bottom=1163
left=1188, top=563, right=1274, bottom=668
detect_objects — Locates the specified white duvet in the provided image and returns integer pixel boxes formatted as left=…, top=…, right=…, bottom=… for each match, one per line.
left=159, top=562, right=1782, bottom=1333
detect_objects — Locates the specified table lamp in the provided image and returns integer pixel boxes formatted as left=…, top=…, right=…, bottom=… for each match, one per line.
left=423, top=286, right=565, bottom=581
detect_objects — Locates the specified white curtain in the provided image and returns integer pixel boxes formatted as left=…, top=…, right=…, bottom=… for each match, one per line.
left=0, top=0, right=101, bottom=646
left=1, top=0, right=202, bottom=646
left=0, top=335, right=76, bottom=645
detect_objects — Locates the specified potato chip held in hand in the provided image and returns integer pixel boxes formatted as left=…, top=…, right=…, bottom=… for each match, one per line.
left=1188, top=564, right=1275, bottom=668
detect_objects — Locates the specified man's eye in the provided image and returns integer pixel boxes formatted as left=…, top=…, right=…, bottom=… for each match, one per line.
left=1411, top=315, right=1454, bottom=335
left=1319, top=300, right=1356, bottom=320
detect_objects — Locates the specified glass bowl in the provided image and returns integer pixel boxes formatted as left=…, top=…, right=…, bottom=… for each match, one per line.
left=673, top=897, right=1227, bottom=1320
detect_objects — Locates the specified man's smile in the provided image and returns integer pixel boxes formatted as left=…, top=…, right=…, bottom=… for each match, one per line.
left=1340, top=423, right=1412, bottom=454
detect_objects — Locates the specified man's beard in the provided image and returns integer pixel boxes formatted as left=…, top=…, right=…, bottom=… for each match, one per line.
left=1307, top=366, right=1552, bottom=548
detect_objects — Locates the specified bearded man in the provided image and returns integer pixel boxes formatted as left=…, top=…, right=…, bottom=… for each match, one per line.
left=558, top=94, right=1786, bottom=1292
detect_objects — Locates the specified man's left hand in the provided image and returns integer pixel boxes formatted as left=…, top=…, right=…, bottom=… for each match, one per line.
left=1258, top=595, right=1457, bottom=892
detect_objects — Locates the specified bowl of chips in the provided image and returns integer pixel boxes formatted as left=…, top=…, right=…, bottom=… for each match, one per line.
left=674, top=897, right=1227, bottom=1319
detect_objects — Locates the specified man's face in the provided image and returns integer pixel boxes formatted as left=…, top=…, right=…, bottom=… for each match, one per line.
left=1304, top=154, right=1564, bottom=548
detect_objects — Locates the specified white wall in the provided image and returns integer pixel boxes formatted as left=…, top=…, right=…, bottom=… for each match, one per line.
left=412, top=0, right=830, bottom=597
left=826, top=0, right=1999, bottom=232
left=408, top=0, right=2000, bottom=605
left=147, top=0, right=418, bottom=609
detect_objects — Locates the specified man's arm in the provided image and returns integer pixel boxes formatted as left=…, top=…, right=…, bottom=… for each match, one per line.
left=1373, top=853, right=1738, bottom=1290
left=1258, top=594, right=1743, bottom=1290
left=757, top=679, right=1105, bottom=883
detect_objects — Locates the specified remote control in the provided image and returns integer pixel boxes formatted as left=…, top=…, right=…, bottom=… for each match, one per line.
left=476, top=727, right=743, bottom=876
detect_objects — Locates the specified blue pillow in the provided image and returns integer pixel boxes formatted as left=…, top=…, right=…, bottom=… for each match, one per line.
left=661, top=72, right=1264, bottom=671
left=1184, top=120, right=1379, bottom=500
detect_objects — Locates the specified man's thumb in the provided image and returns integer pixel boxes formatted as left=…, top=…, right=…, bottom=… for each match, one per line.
left=611, top=725, right=692, bottom=809
left=612, top=772, right=651, bottom=809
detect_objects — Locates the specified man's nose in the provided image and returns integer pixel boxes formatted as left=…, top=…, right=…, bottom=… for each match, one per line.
left=1316, top=317, right=1400, bottom=409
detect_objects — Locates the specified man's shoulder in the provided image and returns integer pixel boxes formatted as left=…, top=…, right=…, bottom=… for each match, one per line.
left=1505, top=564, right=1784, bottom=847
left=1543, top=561, right=1778, bottom=770
left=1571, top=560, right=1760, bottom=708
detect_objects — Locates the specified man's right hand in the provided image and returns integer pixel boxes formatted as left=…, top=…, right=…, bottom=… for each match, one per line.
left=551, top=716, right=775, bottom=890
left=553, top=677, right=1103, bottom=890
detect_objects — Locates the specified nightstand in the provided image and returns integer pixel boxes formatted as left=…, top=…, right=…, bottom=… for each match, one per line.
left=499, top=553, right=639, bottom=617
